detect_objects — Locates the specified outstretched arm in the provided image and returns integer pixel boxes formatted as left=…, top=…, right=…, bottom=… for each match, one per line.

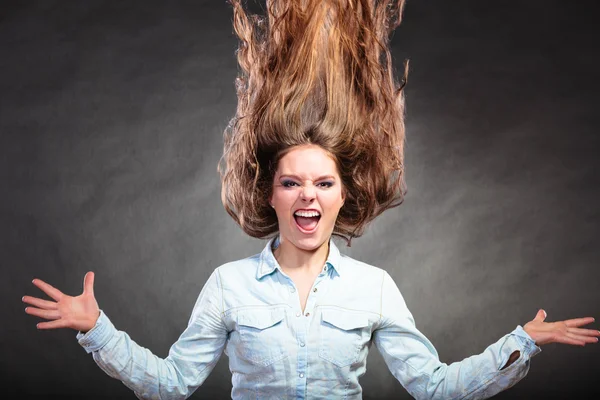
left=24, top=270, right=228, bottom=400
left=373, top=271, right=599, bottom=400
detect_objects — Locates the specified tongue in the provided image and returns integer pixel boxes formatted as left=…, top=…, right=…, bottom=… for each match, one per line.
left=295, top=216, right=319, bottom=231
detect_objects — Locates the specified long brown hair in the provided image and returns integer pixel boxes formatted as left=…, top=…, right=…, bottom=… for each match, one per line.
left=219, top=0, right=408, bottom=246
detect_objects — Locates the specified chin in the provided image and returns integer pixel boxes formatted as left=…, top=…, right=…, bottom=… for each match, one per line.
left=289, top=229, right=332, bottom=252
left=293, top=237, right=324, bottom=251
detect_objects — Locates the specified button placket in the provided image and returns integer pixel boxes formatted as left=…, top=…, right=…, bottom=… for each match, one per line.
left=295, top=307, right=308, bottom=396
left=302, top=269, right=327, bottom=322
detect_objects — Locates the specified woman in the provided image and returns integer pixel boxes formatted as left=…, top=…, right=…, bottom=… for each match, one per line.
left=22, top=0, right=599, bottom=399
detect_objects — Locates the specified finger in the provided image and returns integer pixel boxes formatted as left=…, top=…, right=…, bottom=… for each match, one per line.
left=564, top=317, right=595, bottom=328
left=25, top=307, right=60, bottom=320
left=554, top=335, right=586, bottom=346
left=83, top=271, right=95, bottom=296
left=533, top=309, right=547, bottom=322
left=22, top=296, right=58, bottom=310
left=568, top=327, right=600, bottom=337
left=566, top=332, right=599, bottom=344
left=32, top=279, right=64, bottom=302
left=36, top=319, right=69, bottom=330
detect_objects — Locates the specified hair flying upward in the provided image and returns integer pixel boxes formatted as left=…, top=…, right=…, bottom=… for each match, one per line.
left=219, top=0, right=408, bottom=246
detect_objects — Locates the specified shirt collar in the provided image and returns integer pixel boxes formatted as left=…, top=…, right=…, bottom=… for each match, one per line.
left=256, top=234, right=343, bottom=280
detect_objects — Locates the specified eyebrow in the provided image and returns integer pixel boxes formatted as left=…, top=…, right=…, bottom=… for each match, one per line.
left=279, top=174, right=337, bottom=181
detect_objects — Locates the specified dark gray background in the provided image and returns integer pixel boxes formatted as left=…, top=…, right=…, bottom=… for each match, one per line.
left=2, top=0, right=598, bottom=398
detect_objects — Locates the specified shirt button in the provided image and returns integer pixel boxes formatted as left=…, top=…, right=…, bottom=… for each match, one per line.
left=305, top=312, right=310, bottom=317
left=290, top=287, right=296, bottom=293
left=296, top=312, right=301, bottom=317
left=299, top=373, right=304, bottom=378
left=300, top=342, right=305, bottom=347
left=313, top=288, right=318, bottom=292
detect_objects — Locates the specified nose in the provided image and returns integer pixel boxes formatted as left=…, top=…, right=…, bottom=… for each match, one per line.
left=300, top=183, right=316, bottom=202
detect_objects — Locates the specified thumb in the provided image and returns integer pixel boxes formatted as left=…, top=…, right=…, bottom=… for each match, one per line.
left=83, top=271, right=95, bottom=296
left=534, top=308, right=547, bottom=322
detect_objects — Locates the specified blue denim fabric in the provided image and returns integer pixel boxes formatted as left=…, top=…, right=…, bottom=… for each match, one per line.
left=76, top=235, right=541, bottom=399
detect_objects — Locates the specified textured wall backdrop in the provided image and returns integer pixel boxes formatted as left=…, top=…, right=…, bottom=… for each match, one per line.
left=2, top=0, right=599, bottom=398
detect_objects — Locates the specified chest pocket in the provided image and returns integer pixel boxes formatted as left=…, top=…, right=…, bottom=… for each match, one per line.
left=318, top=309, right=371, bottom=368
left=237, top=308, right=288, bottom=366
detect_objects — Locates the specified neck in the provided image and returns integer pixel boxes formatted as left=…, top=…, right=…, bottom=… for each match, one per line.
left=274, top=236, right=330, bottom=274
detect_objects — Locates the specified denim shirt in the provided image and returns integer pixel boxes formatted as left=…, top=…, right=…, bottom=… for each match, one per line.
left=76, top=235, right=541, bottom=399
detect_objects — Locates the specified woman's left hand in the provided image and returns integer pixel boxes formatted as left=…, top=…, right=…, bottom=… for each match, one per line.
left=523, top=309, right=600, bottom=346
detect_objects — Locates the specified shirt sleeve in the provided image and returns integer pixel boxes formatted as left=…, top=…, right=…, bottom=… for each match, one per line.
left=372, top=271, right=542, bottom=400
left=75, top=269, right=228, bottom=400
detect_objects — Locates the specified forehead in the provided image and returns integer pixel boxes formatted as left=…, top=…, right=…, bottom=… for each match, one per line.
left=276, top=145, right=339, bottom=177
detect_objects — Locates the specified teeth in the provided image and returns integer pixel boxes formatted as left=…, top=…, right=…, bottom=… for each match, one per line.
left=294, top=210, right=321, bottom=218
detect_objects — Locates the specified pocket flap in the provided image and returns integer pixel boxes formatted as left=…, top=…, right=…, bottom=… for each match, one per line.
left=238, top=308, right=285, bottom=330
left=321, top=309, right=369, bottom=331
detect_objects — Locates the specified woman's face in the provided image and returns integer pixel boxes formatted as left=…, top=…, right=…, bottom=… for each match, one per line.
left=270, top=144, right=345, bottom=251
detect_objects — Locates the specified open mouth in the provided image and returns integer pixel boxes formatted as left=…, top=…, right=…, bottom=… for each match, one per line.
left=293, top=212, right=321, bottom=233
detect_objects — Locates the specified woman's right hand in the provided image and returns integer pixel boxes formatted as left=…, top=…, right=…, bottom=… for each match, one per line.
left=23, top=271, right=100, bottom=332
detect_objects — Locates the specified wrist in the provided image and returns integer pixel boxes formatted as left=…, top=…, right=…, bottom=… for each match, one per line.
left=81, top=310, right=101, bottom=334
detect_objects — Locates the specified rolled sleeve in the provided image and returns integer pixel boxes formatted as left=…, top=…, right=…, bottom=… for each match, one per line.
left=76, top=310, right=115, bottom=354
left=509, top=325, right=542, bottom=359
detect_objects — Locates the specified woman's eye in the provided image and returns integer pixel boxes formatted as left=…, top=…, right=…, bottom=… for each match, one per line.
left=281, top=181, right=333, bottom=188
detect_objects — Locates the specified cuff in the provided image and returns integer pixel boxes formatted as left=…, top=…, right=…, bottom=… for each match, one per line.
left=75, top=310, right=116, bottom=354
left=510, top=325, right=542, bottom=358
